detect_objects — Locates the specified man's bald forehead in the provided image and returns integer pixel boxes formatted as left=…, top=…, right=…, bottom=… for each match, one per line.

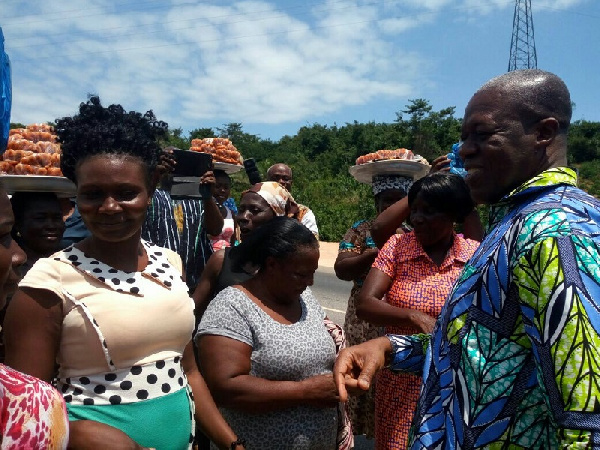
left=475, top=69, right=572, bottom=131
left=267, top=163, right=292, bottom=177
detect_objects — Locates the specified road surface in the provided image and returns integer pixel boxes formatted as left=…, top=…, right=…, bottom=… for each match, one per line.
left=312, top=264, right=376, bottom=450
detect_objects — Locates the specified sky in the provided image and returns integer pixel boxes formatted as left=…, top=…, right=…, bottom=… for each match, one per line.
left=2, top=0, right=599, bottom=142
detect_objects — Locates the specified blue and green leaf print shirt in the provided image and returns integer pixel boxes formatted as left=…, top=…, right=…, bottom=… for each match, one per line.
left=388, top=168, right=600, bottom=448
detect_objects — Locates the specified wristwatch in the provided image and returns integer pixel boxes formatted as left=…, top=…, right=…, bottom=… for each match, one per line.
left=230, top=438, right=247, bottom=449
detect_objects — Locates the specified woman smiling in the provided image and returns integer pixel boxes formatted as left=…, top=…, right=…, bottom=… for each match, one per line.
left=3, top=97, right=241, bottom=450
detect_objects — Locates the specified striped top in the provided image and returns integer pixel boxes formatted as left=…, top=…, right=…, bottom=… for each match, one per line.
left=142, top=189, right=213, bottom=291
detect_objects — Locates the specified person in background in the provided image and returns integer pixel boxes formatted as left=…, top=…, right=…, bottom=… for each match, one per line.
left=3, top=97, right=242, bottom=449
left=335, top=69, right=600, bottom=449
left=209, top=170, right=235, bottom=251
left=196, top=217, right=341, bottom=449
left=142, top=147, right=223, bottom=292
left=267, top=163, right=319, bottom=239
left=10, top=192, right=65, bottom=275
left=334, top=174, right=413, bottom=440
left=357, top=172, right=479, bottom=449
left=0, top=184, right=70, bottom=449
left=193, top=181, right=299, bottom=319
left=371, top=155, right=484, bottom=248
left=59, top=198, right=91, bottom=249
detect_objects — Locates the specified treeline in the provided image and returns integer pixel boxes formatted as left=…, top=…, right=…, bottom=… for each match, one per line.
left=11, top=99, right=600, bottom=241
left=162, top=99, right=600, bottom=241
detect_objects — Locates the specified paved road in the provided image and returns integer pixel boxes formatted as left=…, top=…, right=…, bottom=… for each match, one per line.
left=312, top=266, right=352, bottom=326
left=312, top=267, right=376, bottom=450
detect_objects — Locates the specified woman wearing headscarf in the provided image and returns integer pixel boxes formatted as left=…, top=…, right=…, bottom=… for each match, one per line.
left=193, top=181, right=299, bottom=318
left=334, top=174, right=413, bottom=440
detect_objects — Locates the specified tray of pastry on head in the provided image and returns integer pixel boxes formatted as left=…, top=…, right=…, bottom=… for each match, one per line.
left=0, top=174, right=76, bottom=197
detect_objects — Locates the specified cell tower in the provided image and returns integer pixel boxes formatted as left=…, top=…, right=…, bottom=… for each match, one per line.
left=508, top=0, right=537, bottom=71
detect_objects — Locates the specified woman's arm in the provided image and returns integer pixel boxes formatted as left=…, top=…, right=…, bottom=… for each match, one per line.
left=3, top=287, right=63, bottom=381
left=182, top=342, right=242, bottom=450
left=370, top=197, right=410, bottom=249
left=198, top=335, right=339, bottom=413
left=192, top=250, right=225, bottom=318
left=334, top=249, right=378, bottom=281
left=462, top=210, right=484, bottom=242
left=355, top=268, right=436, bottom=333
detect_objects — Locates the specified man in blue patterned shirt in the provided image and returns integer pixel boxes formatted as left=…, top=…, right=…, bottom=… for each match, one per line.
left=335, top=69, right=600, bottom=448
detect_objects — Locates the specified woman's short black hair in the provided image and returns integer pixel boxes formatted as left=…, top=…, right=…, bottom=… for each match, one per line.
left=408, top=172, right=474, bottom=223
left=55, top=96, right=167, bottom=187
left=10, top=191, right=60, bottom=226
left=229, top=216, right=317, bottom=272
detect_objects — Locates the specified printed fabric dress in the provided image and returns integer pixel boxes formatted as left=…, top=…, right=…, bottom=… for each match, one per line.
left=373, top=231, right=478, bottom=450
left=0, top=364, right=69, bottom=449
left=19, top=241, right=196, bottom=450
left=338, top=219, right=383, bottom=438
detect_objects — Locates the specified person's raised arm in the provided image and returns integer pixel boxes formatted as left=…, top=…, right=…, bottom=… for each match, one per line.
left=192, top=250, right=225, bottom=319
left=198, top=335, right=338, bottom=413
left=200, top=171, right=225, bottom=236
left=462, top=210, right=484, bottom=242
left=371, top=197, right=410, bottom=249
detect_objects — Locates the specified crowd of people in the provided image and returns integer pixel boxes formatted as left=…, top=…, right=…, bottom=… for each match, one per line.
left=0, top=68, right=599, bottom=450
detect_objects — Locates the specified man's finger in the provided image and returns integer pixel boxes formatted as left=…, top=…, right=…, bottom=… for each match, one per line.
left=356, top=357, right=380, bottom=391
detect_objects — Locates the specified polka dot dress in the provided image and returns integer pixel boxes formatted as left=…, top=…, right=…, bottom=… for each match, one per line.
left=20, top=240, right=196, bottom=449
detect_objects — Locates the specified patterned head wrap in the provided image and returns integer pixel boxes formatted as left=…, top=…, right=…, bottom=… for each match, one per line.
left=243, top=181, right=300, bottom=218
left=372, top=174, right=413, bottom=197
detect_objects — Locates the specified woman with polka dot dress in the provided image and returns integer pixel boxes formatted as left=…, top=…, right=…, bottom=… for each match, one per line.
left=3, top=97, right=243, bottom=450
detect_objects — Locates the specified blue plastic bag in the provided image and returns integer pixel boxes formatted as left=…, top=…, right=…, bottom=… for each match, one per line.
left=0, top=27, right=11, bottom=155
left=447, top=142, right=466, bottom=177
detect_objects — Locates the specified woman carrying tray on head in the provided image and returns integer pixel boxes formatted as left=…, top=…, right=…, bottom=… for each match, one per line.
left=3, top=97, right=242, bottom=450
left=334, top=155, right=422, bottom=440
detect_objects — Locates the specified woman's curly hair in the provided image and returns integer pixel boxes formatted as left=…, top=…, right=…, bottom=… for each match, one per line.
left=55, top=96, right=168, bottom=186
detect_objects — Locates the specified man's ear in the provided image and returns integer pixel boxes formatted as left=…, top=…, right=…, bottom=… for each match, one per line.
left=534, top=117, right=559, bottom=150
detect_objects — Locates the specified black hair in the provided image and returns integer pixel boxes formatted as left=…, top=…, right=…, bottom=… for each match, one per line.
left=229, top=216, right=317, bottom=272
left=214, top=169, right=230, bottom=180
left=10, top=191, right=60, bottom=226
left=55, top=96, right=167, bottom=187
left=480, top=69, right=572, bottom=133
left=408, top=173, right=474, bottom=223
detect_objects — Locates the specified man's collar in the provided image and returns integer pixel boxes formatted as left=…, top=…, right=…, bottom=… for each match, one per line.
left=488, top=167, right=577, bottom=228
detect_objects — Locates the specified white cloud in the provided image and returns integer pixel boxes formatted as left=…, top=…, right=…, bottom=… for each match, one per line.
left=1, top=0, right=591, bottom=134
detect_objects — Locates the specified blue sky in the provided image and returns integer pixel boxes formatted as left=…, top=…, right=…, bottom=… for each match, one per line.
left=2, top=0, right=598, bottom=142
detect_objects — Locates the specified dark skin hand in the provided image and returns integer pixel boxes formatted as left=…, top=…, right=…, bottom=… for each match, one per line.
left=333, top=336, right=392, bottom=402
left=354, top=268, right=436, bottom=332
left=199, top=171, right=225, bottom=236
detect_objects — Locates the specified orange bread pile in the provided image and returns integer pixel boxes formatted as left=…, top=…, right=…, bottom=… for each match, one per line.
left=356, top=148, right=418, bottom=165
left=1, top=124, right=63, bottom=176
left=190, top=138, right=242, bottom=165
